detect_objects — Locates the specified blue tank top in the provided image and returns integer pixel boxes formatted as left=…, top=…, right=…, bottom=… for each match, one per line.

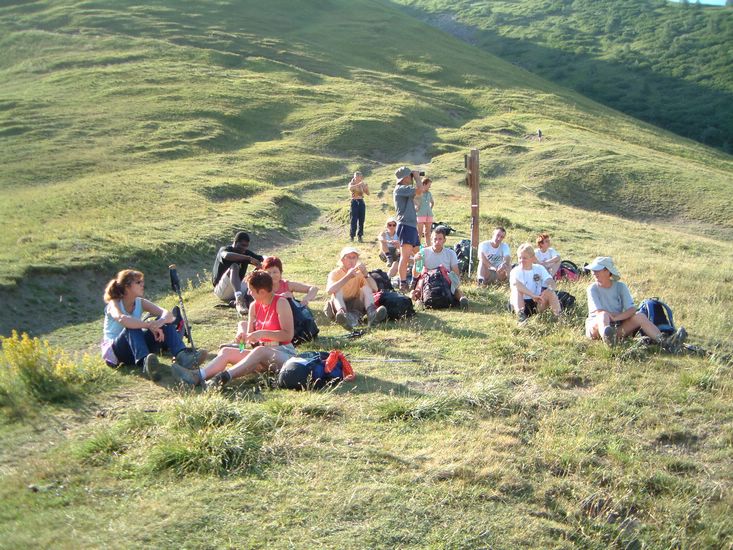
left=103, top=297, right=143, bottom=341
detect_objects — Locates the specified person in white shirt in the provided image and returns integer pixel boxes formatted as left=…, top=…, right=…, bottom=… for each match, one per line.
left=477, top=227, right=512, bottom=284
left=412, top=226, right=468, bottom=309
left=510, top=243, right=561, bottom=323
left=377, top=217, right=400, bottom=277
left=534, top=233, right=561, bottom=276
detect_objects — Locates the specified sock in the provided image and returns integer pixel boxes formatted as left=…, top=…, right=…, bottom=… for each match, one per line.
left=234, top=291, right=242, bottom=299
left=198, top=368, right=206, bottom=380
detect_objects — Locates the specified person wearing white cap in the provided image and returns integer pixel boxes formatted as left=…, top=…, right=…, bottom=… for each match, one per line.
left=377, top=217, right=400, bottom=278
left=585, top=256, right=687, bottom=348
left=393, top=166, right=424, bottom=292
left=324, top=247, right=388, bottom=331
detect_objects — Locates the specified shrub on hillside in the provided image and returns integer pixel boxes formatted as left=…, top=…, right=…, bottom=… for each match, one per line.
left=0, top=331, right=109, bottom=419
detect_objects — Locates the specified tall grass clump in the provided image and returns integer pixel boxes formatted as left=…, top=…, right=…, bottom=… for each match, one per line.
left=0, top=331, right=109, bottom=419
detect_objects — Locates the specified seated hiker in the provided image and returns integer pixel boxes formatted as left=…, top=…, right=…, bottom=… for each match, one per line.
left=510, top=243, right=561, bottom=323
left=477, top=227, right=512, bottom=284
left=534, top=232, right=561, bottom=277
left=101, top=269, right=205, bottom=380
left=212, top=231, right=263, bottom=316
left=412, top=225, right=468, bottom=309
left=172, top=270, right=295, bottom=389
left=393, top=166, right=424, bottom=292
left=324, top=246, right=388, bottom=330
left=585, top=256, right=687, bottom=347
left=377, top=217, right=401, bottom=278
left=252, top=256, right=318, bottom=305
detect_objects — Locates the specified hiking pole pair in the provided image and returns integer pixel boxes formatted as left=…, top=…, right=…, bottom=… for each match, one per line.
left=169, top=264, right=195, bottom=350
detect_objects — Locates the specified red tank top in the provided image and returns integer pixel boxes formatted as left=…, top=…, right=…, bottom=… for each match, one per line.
left=254, top=294, right=291, bottom=345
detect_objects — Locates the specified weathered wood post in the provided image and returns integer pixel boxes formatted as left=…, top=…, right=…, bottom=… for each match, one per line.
left=464, top=148, right=480, bottom=276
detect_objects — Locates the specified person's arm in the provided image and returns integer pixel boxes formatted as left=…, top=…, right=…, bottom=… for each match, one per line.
left=542, top=276, right=557, bottom=291
left=610, top=307, right=636, bottom=323
left=287, top=281, right=318, bottom=306
left=221, top=250, right=256, bottom=263
left=429, top=194, right=434, bottom=209
left=513, top=279, right=540, bottom=301
left=326, top=268, right=360, bottom=295
left=141, top=299, right=174, bottom=325
left=362, top=182, right=369, bottom=196
left=247, top=298, right=294, bottom=343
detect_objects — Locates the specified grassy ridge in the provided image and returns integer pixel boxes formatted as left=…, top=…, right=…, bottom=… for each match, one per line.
left=1, top=0, right=732, bottom=294
left=393, top=0, right=733, bottom=151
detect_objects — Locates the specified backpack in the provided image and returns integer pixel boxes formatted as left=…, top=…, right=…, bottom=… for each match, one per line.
left=556, top=290, right=576, bottom=311
left=554, top=260, right=580, bottom=282
left=453, top=239, right=472, bottom=275
left=369, top=269, right=394, bottom=291
left=430, top=221, right=456, bottom=236
left=375, top=290, right=415, bottom=320
left=420, top=268, right=455, bottom=309
left=278, top=350, right=355, bottom=390
left=637, top=298, right=675, bottom=335
left=288, top=298, right=319, bottom=346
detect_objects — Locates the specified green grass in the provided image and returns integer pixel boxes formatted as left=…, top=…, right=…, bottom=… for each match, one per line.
left=0, top=0, right=732, bottom=548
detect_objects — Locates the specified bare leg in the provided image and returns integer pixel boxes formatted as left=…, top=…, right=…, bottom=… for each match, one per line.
left=226, top=346, right=284, bottom=380
left=510, top=292, right=525, bottom=314
left=537, top=289, right=561, bottom=316
left=619, top=313, right=662, bottom=340
left=398, top=243, right=414, bottom=282
left=200, top=347, right=250, bottom=380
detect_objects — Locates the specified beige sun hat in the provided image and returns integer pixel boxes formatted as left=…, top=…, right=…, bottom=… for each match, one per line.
left=587, top=256, right=621, bottom=279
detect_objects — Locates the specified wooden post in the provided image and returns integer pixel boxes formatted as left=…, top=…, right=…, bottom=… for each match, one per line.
left=465, top=148, right=480, bottom=276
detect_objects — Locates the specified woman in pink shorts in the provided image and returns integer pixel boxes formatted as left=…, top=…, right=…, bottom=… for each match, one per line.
left=415, top=178, right=434, bottom=246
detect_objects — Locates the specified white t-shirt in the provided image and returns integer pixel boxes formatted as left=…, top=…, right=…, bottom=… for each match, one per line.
left=510, top=264, right=552, bottom=301
left=422, top=246, right=458, bottom=271
left=478, top=240, right=511, bottom=268
left=535, top=247, right=558, bottom=263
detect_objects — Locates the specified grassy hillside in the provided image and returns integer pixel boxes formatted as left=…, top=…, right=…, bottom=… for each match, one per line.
left=394, top=0, right=733, bottom=151
left=0, top=0, right=732, bottom=548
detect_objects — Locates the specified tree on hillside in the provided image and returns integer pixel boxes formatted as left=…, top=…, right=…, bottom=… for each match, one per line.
left=727, top=0, right=733, bottom=7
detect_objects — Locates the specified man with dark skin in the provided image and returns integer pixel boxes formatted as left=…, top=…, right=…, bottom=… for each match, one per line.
left=211, top=231, right=263, bottom=316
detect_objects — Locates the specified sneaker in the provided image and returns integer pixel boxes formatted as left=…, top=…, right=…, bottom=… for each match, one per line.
left=477, top=278, right=485, bottom=286
left=367, top=305, right=388, bottom=327
left=602, top=325, right=617, bottom=345
left=171, top=363, right=202, bottom=386
left=142, top=353, right=163, bottom=381
left=358, top=236, right=363, bottom=243
left=517, top=311, right=529, bottom=325
left=459, top=296, right=469, bottom=311
left=235, top=293, right=249, bottom=317
left=399, top=281, right=409, bottom=293
left=175, top=348, right=206, bottom=370
left=335, top=310, right=354, bottom=331
left=379, top=252, right=388, bottom=263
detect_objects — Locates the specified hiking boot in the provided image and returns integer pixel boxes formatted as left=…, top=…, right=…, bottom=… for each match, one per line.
left=367, top=305, right=388, bottom=327
left=205, top=372, right=229, bottom=391
left=459, top=296, right=469, bottom=311
left=142, top=353, right=163, bottom=381
left=171, top=363, right=202, bottom=386
left=379, top=252, right=388, bottom=263
left=235, top=293, right=249, bottom=317
left=335, top=310, right=354, bottom=331
left=663, top=326, right=688, bottom=353
left=602, top=325, right=617, bottom=346
left=175, top=348, right=206, bottom=370
left=517, top=311, right=529, bottom=325
left=358, top=236, right=363, bottom=243
left=399, top=281, right=409, bottom=293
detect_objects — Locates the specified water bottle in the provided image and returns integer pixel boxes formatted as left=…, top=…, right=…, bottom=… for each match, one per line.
left=414, top=245, right=424, bottom=274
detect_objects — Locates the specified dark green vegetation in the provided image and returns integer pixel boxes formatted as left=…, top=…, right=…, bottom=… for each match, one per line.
left=0, top=0, right=732, bottom=548
left=395, top=0, right=733, bottom=151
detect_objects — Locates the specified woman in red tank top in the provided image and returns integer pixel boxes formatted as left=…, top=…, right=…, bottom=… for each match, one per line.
left=171, top=270, right=295, bottom=389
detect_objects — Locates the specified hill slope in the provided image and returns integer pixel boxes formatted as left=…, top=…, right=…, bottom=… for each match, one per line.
left=394, top=0, right=733, bottom=151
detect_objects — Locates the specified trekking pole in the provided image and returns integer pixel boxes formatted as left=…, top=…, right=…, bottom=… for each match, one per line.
left=169, top=264, right=195, bottom=349
left=468, top=215, right=475, bottom=278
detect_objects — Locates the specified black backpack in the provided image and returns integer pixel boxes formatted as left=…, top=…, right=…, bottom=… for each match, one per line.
left=556, top=290, right=576, bottom=311
left=421, top=270, right=455, bottom=309
left=288, top=298, right=319, bottom=346
left=369, top=269, right=394, bottom=291
left=637, top=298, right=675, bottom=335
left=375, top=290, right=415, bottom=320
left=453, top=239, right=472, bottom=275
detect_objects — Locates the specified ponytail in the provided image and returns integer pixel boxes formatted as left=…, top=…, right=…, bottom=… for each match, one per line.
left=104, top=269, right=144, bottom=303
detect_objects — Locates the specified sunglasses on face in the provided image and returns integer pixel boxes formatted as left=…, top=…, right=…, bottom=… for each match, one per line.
left=387, top=223, right=396, bottom=227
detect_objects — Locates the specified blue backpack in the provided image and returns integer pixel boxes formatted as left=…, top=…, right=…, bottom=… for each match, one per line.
left=278, top=351, right=353, bottom=390
left=637, top=298, right=675, bottom=335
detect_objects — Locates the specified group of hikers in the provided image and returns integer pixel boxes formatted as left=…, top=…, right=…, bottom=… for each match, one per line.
left=101, top=165, right=688, bottom=389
